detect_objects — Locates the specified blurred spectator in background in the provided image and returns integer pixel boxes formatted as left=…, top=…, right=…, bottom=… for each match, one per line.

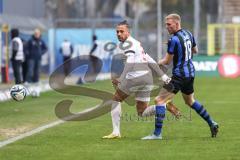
left=60, top=39, right=73, bottom=76
left=77, top=34, right=101, bottom=84
left=26, top=28, right=47, bottom=83
left=89, top=34, right=98, bottom=74
left=10, top=28, right=24, bottom=84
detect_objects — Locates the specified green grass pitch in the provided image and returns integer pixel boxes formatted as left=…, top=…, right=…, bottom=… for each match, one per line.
left=0, top=77, right=240, bottom=160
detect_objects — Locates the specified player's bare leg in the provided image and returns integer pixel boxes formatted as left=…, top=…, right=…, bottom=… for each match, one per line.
left=166, top=101, right=181, bottom=119
left=136, top=101, right=148, bottom=116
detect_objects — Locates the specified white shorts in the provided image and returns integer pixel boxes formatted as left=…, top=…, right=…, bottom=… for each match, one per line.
left=118, top=72, right=153, bottom=102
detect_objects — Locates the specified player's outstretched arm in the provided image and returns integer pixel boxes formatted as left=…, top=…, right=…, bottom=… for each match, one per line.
left=158, top=53, right=173, bottom=65
left=148, top=62, right=171, bottom=84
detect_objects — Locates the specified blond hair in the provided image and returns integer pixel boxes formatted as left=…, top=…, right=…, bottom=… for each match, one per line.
left=34, top=28, right=41, bottom=34
left=165, top=13, right=181, bottom=22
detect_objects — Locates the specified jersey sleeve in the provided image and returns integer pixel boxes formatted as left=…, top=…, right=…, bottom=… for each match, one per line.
left=167, top=37, right=177, bottom=55
left=145, top=53, right=156, bottom=63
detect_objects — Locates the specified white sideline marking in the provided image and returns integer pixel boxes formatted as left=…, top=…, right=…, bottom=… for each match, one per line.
left=0, top=120, right=65, bottom=148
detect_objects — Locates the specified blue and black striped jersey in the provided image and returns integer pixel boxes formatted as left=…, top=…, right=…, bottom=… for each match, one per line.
left=167, top=29, right=196, bottom=78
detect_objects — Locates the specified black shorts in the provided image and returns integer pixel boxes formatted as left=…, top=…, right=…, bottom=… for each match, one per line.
left=163, top=75, right=194, bottom=95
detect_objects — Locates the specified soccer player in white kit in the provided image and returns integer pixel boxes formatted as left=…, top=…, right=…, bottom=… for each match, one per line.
left=102, top=20, right=172, bottom=139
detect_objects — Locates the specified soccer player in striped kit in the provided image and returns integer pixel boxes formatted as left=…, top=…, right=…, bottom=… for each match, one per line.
left=142, top=13, right=219, bottom=140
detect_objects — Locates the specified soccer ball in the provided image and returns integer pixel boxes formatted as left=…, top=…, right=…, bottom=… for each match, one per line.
left=10, top=84, right=27, bottom=101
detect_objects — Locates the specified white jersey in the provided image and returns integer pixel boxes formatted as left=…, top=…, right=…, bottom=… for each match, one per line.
left=118, top=36, right=157, bottom=79
left=61, top=41, right=72, bottom=57
left=12, top=37, right=24, bottom=61
left=115, top=36, right=168, bottom=101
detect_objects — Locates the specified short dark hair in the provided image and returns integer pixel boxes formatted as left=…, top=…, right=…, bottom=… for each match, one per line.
left=93, top=34, right=97, bottom=41
left=11, top=28, right=19, bottom=38
left=117, top=20, right=130, bottom=29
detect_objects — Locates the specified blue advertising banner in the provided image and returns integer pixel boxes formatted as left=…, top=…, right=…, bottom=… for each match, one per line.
left=55, top=28, right=118, bottom=74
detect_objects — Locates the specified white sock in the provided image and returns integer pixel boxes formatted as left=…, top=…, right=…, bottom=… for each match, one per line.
left=142, top=105, right=156, bottom=117
left=111, top=101, right=121, bottom=135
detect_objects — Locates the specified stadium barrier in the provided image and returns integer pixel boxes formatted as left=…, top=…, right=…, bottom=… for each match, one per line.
left=193, top=55, right=240, bottom=78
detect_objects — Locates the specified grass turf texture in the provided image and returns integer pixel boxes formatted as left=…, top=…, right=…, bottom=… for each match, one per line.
left=0, top=77, right=240, bottom=160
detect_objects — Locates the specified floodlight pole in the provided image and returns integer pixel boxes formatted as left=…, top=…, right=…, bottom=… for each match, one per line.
left=157, top=0, right=162, bottom=60
left=121, top=0, right=126, bottom=18
left=194, top=0, right=200, bottom=45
